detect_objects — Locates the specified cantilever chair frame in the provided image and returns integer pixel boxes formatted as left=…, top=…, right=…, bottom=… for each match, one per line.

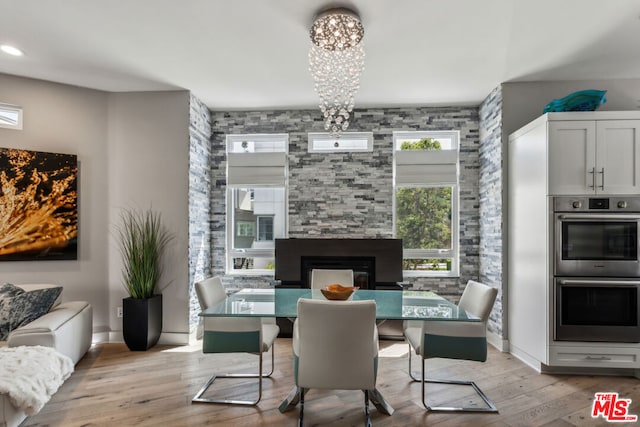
left=406, top=279, right=499, bottom=413
left=192, top=343, right=275, bottom=405
left=297, top=387, right=373, bottom=427
left=192, top=277, right=278, bottom=406
left=407, top=348, right=497, bottom=412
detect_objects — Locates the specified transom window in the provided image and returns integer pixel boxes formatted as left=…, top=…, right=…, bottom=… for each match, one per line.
left=308, top=132, right=373, bottom=152
left=393, top=131, right=460, bottom=276
left=227, top=134, right=288, bottom=153
left=0, top=104, right=22, bottom=130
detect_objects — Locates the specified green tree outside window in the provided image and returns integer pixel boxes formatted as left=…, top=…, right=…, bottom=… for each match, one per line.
left=397, top=138, right=452, bottom=271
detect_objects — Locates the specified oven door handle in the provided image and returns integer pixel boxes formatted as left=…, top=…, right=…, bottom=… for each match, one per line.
left=559, top=279, right=640, bottom=286
left=557, top=214, right=640, bottom=221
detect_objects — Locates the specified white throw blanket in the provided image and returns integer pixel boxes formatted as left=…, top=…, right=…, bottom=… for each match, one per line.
left=0, top=346, right=74, bottom=415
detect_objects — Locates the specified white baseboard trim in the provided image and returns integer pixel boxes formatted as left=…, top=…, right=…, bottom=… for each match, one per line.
left=509, top=344, right=543, bottom=372
left=92, top=331, right=110, bottom=344
left=158, top=332, right=190, bottom=346
left=107, top=331, right=189, bottom=346
left=487, top=330, right=509, bottom=352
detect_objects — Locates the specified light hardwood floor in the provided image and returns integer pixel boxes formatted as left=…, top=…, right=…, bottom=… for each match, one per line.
left=25, top=339, right=640, bottom=427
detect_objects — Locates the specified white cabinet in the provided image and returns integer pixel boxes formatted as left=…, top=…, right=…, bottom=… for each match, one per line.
left=598, top=120, right=640, bottom=194
left=548, top=119, right=640, bottom=195
left=508, top=111, right=640, bottom=373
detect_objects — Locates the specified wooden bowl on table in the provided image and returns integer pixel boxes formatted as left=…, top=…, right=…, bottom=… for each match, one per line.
left=320, top=284, right=358, bottom=301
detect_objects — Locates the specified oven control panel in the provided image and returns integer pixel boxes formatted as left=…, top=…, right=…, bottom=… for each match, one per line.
left=554, top=196, right=640, bottom=212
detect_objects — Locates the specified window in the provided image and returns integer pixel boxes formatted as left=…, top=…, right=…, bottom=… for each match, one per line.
left=257, top=216, right=274, bottom=241
left=236, top=221, right=255, bottom=237
left=393, top=131, right=460, bottom=276
left=226, top=134, right=288, bottom=274
left=227, top=134, right=288, bottom=153
left=0, top=104, right=22, bottom=130
left=308, top=132, right=373, bottom=152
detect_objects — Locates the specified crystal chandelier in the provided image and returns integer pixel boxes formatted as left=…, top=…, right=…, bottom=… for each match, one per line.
left=308, top=7, right=365, bottom=138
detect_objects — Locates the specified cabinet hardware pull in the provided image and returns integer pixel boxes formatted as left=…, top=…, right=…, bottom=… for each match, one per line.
left=589, top=167, right=595, bottom=188
left=598, top=167, right=605, bottom=190
left=559, top=279, right=640, bottom=285
left=585, top=355, right=612, bottom=361
left=557, top=214, right=640, bottom=221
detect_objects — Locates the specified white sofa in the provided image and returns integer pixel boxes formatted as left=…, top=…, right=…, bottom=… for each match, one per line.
left=0, top=284, right=93, bottom=427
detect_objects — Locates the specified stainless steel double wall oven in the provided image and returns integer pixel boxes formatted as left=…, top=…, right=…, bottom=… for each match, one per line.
left=553, top=196, right=640, bottom=343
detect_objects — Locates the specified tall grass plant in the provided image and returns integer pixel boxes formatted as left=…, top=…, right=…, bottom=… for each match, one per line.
left=116, top=208, right=172, bottom=299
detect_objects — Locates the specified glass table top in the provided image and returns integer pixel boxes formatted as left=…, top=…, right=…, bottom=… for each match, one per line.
left=200, top=288, right=479, bottom=321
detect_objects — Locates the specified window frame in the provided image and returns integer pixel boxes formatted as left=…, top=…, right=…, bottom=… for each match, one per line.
left=226, top=133, right=289, bottom=153
left=308, top=132, right=373, bottom=153
left=236, top=221, right=255, bottom=237
left=225, top=134, right=288, bottom=276
left=0, top=104, right=22, bottom=130
left=256, top=215, right=274, bottom=241
left=392, top=130, right=460, bottom=277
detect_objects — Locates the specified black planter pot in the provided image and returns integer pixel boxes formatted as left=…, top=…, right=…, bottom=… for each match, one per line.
left=123, top=294, right=162, bottom=351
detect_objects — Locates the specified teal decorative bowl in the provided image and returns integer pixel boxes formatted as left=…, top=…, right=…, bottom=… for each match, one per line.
left=543, top=89, right=607, bottom=113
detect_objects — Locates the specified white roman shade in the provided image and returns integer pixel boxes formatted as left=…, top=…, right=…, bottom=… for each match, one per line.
left=227, top=152, right=287, bottom=186
left=395, top=149, right=458, bottom=186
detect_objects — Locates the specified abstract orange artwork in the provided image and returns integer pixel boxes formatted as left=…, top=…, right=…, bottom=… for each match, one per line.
left=0, top=148, right=78, bottom=260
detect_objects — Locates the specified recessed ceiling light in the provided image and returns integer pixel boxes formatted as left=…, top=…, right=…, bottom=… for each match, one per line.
left=1, top=45, right=24, bottom=56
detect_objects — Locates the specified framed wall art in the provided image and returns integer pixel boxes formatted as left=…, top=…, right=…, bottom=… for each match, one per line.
left=0, top=147, right=78, bottom=260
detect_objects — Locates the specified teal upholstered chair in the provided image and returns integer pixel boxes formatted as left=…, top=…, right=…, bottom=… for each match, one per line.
left=404, top=280, right=498, bottom=412
left=192, top=277, right=279, bottom=405
left=293, top=298, right=378, bottom=426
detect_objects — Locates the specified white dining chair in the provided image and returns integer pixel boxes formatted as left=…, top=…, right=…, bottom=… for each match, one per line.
left=293, top=298, right=378, bottom=426
left=192, top=277, right=279, bottom=405
left=404, top=279, right=498, bottom=412
left=310, top=268, right=354, bottom=289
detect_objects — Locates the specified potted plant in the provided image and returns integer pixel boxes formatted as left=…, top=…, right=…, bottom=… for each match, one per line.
left=115, top=207, right=172, bottom=351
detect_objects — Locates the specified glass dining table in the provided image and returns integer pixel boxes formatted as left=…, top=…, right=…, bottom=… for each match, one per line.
left=200, top=287, right=480, bottom=415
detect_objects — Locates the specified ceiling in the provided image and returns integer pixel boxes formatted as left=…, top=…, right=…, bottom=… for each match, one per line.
left=1, top=0, right=640, bottom=111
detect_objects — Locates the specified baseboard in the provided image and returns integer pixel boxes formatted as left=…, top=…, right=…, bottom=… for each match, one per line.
left=107, top=331, right=189, bottom=346
left=157, top=332, right=189, bottom=346
left=508, top=344, right=543, bottom=372
left=92, top=331, right=110, bottom=344
left=487, top=330, right=509, bottom=352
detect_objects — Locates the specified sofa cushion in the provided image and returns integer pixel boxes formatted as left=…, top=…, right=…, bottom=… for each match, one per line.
left=0, top=283, right=62, bottom=341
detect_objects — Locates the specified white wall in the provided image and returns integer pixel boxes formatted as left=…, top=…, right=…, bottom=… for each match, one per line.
left=0, top=74, right=191, bottom=344
left=502, top=79, right=640, bottom=136
left=107, top=91, right=190, bottom=343
left=1, top=74, right=111, bottom=335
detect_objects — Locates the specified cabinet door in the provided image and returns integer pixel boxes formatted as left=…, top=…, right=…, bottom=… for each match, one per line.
left=548, top=121, right=596, bottom=195
left=596, top=120, right=640, bottom=194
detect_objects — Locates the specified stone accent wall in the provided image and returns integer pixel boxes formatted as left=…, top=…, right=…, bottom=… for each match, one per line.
left=210, top=106, right=480, bottom=299
left=188, top=94, right=213, bottom=334
left=479, top=85, right=504, bottom=338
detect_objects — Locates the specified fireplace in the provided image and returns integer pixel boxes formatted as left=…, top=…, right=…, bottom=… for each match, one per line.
left=274, top=238, right=404, bottom=338
left=275, top=238, right=403, bottom=289
left=301, top=256, right=375, bottom=289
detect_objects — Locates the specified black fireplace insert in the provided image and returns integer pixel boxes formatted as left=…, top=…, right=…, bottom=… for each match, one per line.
left=275, top=238, right=403, bottom=289
left=301, top=256, right=375, bottom=289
